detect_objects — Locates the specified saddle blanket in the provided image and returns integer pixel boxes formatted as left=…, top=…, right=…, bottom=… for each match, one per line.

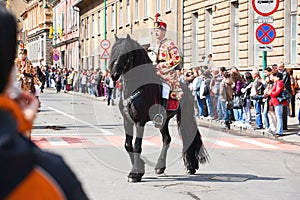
left=167, top=99, right=179, bottom=111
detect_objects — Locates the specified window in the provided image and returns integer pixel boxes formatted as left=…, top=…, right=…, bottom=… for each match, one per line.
left=166, top=0, right=171, bottom=11
left=134, top=0, right=139, bottom=21
left=205, top=8, right=212, bottom=55
left=192, top=12, right=198, bottom=65
left=61, top=13, right=65, bottom=33
left=231, top=1, right=239, bottom=67
left=291, top=0, right=297, bottom=64
left=91, top=14, right=95, bottom=37
left=156, top=0, right=160, bottom=12
left=111, top=3, right=116, bottom=30
left=98, top=11, right=101, bottom=35
left=68, top=8, right=72, bottom=32
left=144, top=0, right=148, bottom=18
left=86, top=17, right=89, bottom=39
left=126, top=0, right=130, bottom=24
left=119, top=0, right=123, bottom=27
left=81, top=19, right=85, bottom=40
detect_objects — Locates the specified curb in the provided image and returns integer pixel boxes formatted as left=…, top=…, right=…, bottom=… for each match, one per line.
left=196, top=118, right=300, bottom=146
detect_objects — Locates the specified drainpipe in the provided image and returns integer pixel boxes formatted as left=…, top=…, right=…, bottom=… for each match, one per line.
left=175, top=0, right=178, bottom=45
left=180, top=0, right=184, bottom=66
left=104, top=0, right=107, bottom=71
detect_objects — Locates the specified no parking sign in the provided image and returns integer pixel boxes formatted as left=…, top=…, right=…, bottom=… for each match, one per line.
left=256, top=23, right=276, bottom=45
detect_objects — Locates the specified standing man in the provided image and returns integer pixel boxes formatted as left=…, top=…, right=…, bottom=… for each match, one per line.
left=153, top=13, right=183, bottom=126
left=105, top=72, right=115, bottom=106
left=278, top=62, right=291, bottom=130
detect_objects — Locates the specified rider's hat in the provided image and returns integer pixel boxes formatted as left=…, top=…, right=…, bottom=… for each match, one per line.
left=154, top=13, right=167, bottom=30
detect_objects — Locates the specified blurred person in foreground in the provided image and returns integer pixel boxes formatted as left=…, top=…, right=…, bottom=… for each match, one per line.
left=0, top=5, right=88, bottom=199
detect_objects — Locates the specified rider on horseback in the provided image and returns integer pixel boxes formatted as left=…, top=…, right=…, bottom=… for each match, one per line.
left=152, top=13, right=184, bottom=126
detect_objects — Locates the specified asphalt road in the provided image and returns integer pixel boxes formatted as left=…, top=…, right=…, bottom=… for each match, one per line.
left=32, top=89, right=300, bottom=200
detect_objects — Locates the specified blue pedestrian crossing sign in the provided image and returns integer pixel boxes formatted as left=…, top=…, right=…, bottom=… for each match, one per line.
left=256, top=23, right=276, bottom=44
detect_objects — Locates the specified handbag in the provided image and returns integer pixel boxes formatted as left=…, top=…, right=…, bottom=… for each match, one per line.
left=233, top=95, right=244, bottom=109
left=277, top=89, right=291, bottom=103
left=226, top=101, right=233, bottom=110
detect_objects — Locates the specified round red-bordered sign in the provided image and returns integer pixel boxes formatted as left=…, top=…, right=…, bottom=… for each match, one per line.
left=100, top=39, right=111, bottom=49
left=256, top=23, right=276, bottom=44
left=252, top=0, right=279, bottom=16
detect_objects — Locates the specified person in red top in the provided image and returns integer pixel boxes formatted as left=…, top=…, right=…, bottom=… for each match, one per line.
left=267, top=72, right=288, bottom=136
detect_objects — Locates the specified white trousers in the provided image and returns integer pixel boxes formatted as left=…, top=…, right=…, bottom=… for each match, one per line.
left=162, top=82, right=170, bottom=99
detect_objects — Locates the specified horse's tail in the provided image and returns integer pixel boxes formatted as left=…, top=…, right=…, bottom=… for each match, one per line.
left=179, top=82, right=209, bottom=170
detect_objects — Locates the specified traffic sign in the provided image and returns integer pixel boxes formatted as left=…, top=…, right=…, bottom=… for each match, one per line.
left=101, top=50, right=110, bottom=59
left=256, top=23, right=276, bottom=44
left=257, top=16, right=273, bottom=23
left=100, top=39, right=111, bottom=49
left=52, top=49, right=60, bottom=61
left=256, top=44, right=273, bottom=52
left=252, top=0, right=279, bottom=16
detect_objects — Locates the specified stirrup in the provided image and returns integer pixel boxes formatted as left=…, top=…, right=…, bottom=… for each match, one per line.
left=153, top=113, right=163, bottom=127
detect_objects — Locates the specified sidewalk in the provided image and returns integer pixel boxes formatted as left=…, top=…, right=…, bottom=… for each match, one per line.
left=65, top=90, right=300, bottom=146
left=196, top=110, right=300, bottom=146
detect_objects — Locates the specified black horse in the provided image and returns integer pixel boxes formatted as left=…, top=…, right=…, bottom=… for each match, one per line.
left=109, top=34, right=208, bottom=182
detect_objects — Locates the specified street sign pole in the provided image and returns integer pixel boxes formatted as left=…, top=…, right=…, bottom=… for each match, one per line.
left=104, top=0, right=107, bottom=71
left=262, top=51, right=267, bottom=79
left=252, top=0, right=279, bottom=79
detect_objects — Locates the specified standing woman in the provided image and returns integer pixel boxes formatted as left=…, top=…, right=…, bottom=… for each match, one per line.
left=289, top=69, right=297, bottom=117
left=231, top=71, right=244, bottom=125
left=267, top=72, right=288, bottom=136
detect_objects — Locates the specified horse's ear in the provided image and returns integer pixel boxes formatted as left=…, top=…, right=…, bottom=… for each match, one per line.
left=126, top=34, right=131, bottom=40
left=115, top=34, right=119, bottom=41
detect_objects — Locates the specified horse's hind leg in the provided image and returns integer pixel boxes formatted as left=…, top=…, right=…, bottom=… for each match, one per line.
left=128, top=124, right=145, bottom=183
left=155, top=118, right=171, bottom=175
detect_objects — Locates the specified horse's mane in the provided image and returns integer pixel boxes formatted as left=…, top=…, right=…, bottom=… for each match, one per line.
left=110, top=35, right=161, bottom=98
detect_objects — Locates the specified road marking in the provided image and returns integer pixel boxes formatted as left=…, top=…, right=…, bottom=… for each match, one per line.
left=46, top=137, right=69, bottom=146
left=237, top=138, right=280, bottom=149
left=48, top=107, right=114, bottom=135
left=215, top=140, right=239, bottom=148
left=204, top=138, right=239, bottom=148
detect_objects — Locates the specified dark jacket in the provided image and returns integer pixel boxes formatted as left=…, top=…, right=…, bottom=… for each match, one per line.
left=281, top=69, right=291, bottom=94
left=0, top=110, right=88, bottom=199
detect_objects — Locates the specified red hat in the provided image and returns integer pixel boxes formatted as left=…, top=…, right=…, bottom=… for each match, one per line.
left=154, top=13, right=167, bottom=30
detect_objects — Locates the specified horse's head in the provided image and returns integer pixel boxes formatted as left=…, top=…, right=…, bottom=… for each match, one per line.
left=109, top=34, right=150, bottom=81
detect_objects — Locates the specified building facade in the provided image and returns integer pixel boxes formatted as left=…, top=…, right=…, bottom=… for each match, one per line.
left=21, top=0, right=53, bottom=67
left=52, top=0, right=80, bottom=70
left=183, top=0, right=300, bottom=70
left=75, top=0, right=182, bottom=72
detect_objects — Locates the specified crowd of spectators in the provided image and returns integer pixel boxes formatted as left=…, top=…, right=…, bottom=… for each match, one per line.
left=181, top=61, right=300, bottom=136
left=43, top=59, right=300, bottom=136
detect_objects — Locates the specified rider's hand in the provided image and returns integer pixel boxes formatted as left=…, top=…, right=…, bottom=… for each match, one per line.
left=15, top=91, right=39, bottom=122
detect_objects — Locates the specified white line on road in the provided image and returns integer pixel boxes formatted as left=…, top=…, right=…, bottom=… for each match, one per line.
left=48, top=106, right=114, bottom=136
left=237, top=138, right=280, bottom=149
left=204, top=138, right=239, bottom=148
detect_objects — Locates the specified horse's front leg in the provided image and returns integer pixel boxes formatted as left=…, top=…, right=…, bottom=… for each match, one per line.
left=155, top=118, right=171, bottom=175
left=128, top=123, right=145, bottom=183
left=124, top=119, right=134, bottom=166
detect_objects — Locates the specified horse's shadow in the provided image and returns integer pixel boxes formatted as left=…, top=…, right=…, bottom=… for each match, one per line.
left=142, top=173, right=282, bottom=183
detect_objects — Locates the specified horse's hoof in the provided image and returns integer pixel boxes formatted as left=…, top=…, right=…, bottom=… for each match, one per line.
left=128, top=173, right=142, bottom=183
left=187, top=169, right=196, bottom=175
left=155, top=167, right=166, bottom=175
